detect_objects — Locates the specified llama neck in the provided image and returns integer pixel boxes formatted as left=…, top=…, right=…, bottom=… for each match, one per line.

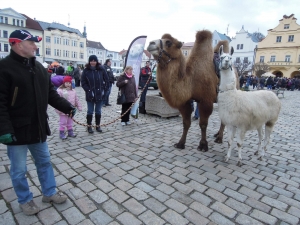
left=219, top=69, right=237, bottom=92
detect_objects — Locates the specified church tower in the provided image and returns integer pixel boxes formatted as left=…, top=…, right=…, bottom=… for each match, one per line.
left=83, top=22, right=87, bottom=38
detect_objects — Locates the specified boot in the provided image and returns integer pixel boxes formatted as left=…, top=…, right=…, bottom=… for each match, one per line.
left=68, top=129, right=77, bottom=137
left=86, top=115, right=94, bottom=134
left=59, top=131, right=67, bottom=140
left=95, top=114, right=102, bottom=132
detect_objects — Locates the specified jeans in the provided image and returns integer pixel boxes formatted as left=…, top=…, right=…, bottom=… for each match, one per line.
left=267, top=85, right=272, bottom=89
left=7, top=142, right=56, bottom=204
left=194, top=103, right=199, bottom=118
left=59, top=114, right=73, bottom=131
left=139, top=82, right=149, bottom=103
left=104, top=83, right=112, bottom=105
left=72, top=79, right=76, bottom=89
left=87, top=101, right=103, bottom=115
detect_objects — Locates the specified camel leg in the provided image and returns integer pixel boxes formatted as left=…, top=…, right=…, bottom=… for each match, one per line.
left=174, top=101, right=193, bottom=149
left=214, top=122, right=225, bottom=143
left=225, top=125, right=236, bottom=163
left=254, top=126, right=263, bottom=156
left=197, top=101, right=213, bottom=152
left=236, top=128, right=246, bottom=167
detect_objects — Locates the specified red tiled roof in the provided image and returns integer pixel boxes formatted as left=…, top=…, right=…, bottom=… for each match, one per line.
left=21, top=14, right=43, bottom=31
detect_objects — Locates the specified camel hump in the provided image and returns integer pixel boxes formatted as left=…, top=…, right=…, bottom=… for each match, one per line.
left=195, top=30, right=212, bottom=43
left=162, top=33, right=174, bottom=40
left=214, top=40, right=229, bottom=53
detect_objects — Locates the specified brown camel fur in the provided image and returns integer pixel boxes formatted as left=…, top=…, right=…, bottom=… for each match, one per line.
left=147, top=30, right=218, bottom=151
left=212, top=40, right=240, bottom=143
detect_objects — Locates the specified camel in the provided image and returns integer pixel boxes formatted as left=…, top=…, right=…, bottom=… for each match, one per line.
left=147, top=30, right=218, bottom=151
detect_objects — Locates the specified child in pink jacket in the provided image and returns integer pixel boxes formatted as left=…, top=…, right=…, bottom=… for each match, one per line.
left=56, top=76, right=82, bottom=139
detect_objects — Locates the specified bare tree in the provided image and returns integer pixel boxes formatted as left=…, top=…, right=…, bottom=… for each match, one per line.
left=233, top=60, right=252, bottom=77
left=253, top=62, right=270, bottom=77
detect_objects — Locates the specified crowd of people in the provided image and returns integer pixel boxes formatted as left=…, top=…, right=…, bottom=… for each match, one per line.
left=239, top=75, right=300, bottom=91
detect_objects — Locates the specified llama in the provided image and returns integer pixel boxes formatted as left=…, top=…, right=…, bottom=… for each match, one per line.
left=217, top=45, right=281, bottom=166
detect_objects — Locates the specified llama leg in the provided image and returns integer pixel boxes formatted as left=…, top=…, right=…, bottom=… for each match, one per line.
left=214, top=122, right=225, bottom=144
left=225, top=126, right=236, bottom=162
left=254, top=126, right=263, bottom=156
left=197, top=101, right=214, bottom=152
left=259, top=122, right=274, bottom=161
left=236, top=129, right=246, bottom=166
left=174, top=102, right=193, bottom=149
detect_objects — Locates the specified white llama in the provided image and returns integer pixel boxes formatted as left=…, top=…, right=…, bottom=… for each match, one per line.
left=217, top=45, right=281, bottom=166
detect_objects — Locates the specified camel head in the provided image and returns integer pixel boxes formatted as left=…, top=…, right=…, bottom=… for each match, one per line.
left=219, top=45, right=234, bottom=71
left=147, top=34, right=183, bottom=65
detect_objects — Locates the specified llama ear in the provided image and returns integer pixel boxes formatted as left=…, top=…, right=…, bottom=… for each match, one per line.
left=176, top=41, right=183, bottom=49
left=219, top=45, right=223, bottom=56
left=230, top=46, right=234, bottom=55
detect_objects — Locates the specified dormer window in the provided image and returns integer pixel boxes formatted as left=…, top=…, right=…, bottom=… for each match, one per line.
left=284, top=24, right=289, bottom=29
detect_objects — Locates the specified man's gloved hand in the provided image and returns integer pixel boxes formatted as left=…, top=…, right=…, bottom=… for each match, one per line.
left=69, top=107, right=77, bottom=118
left=0, top=134, right=16, bottom=144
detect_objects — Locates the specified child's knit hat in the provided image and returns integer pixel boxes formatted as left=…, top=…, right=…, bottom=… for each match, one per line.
left=63, top=76, right=72, bottom=84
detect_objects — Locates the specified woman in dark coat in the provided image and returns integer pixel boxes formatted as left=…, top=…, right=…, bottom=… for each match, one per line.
left=116, top=66, right=138, bottom=125
left=81, top=55, right=109, bottom=133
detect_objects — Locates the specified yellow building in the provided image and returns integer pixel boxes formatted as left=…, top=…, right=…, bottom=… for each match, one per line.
left=255, top=14, right=300, bottom=78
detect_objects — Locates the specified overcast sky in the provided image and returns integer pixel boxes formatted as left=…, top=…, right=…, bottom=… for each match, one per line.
left=2, top=0, right=300, bottom=52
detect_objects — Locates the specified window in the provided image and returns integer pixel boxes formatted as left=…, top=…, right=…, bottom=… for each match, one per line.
left=0, top=16, right=3, bottom=23
left=113, top=62, right=117, bottom=67
left=236, top=57, right=240, bottom=63
left=80, top=42, right=84, bottom=48
left=284, top=24, right=289, bottom=29
left=13, top=19, right=15, bottom=26
left=54, top=37, right=61, bottom=44
left=270, top=55, right=276, bottom=62
left=183, top=50, right=188, bottom=56
left=17, top=20, right=19, bottom=26
left=240, top=44, right=243, bottom=50
left=21, top=21, right=24, bottom=27
left=72, top=51, right=77, bottom=58
left=80, top=53, right=84, bottom=59
left=243, top=57, right=248, bottom=63
left=288, top=35, right=294, bottom=42
left=3, top=30, right=8, bottom=38
left=285, top=55, right=291, bottom=62
left=4, top=44, right=9, bottom=52
left=46, top=36, right=51, bottom=43
left=46, top=48, right=51, bottom=55
left=72, top=40, right=77, bottom=47
left=276, top=36, right=282, bottom=42
left=36, top=48, right=40, bottom=56
left=66, top=39, right=69, bottom=45
left=54, top=49, right=60, bottom=56
left=260, top=56, right=264, bottom=63
left=237, top=44, right=240, bottom=50
left=66, top=50, right=69, bottom=57
left=5, top=17, right=8, bottom=24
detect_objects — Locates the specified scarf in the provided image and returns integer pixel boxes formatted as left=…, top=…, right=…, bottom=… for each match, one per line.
left=125, top=72, right=132, bottom=78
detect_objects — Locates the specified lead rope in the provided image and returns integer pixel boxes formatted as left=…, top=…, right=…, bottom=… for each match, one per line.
left=70, top=75, right=152, bottom=128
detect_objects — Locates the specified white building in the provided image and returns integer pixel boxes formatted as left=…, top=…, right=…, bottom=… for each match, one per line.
left=86, top=40, right=106, bottom=64
left=230, top=26, right=264, bottom=74
left=212, top=30, right=231, bottom=48
left=0, top=8, right=43, bottom=60
left=37, top=20, right=87, bottom=67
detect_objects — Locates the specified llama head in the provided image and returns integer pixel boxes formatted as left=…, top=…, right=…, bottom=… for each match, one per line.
left=219, top=45, right=234, bottom=71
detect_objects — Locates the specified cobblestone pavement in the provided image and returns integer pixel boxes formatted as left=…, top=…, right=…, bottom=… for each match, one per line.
left=1, top=86, right=300, bottom=225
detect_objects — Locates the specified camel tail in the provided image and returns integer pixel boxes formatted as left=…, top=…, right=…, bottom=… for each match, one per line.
left=195, top=30, right=212, bottom=43
left=214, top=40, right=229, bottom=53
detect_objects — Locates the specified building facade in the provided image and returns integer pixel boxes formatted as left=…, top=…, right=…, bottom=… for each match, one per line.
left=255, top=14, right=300, bottom=78
left=86, top=40, right=106, bottom=64
left=37, top=20, right=87, bottom=67
left=230, top=26, right=264, bottom=75
left=0, top=8, right=43, bottom=60
left=212, top=30, right=231, bottom=48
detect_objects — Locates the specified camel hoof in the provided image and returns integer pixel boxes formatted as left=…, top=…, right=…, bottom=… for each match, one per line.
left=254, top=151, right=258, bottom=155
left=174, top=143, right=185, bottom=149
left=237, top=161, right=243, bottom=167
left=198, top=142, right=208, bottom=152
left=224, top=156, right=229, bottom=162
left=214, top=137, right=223, bottom=144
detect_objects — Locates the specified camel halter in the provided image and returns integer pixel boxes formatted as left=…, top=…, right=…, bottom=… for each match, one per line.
left=219, top=55, right=232, bottom=71
left=157, top=39, right=175, bottom=65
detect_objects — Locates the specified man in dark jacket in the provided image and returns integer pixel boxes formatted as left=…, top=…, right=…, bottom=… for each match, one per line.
left=103, top=59, right=114, bottom=106
left=139, top=61, right=152, bottom=113
left=0, top=30, right=76, bottom=216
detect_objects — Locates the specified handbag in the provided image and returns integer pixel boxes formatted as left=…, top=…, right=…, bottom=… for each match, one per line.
left=117, top=89, right=126, bottom=105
